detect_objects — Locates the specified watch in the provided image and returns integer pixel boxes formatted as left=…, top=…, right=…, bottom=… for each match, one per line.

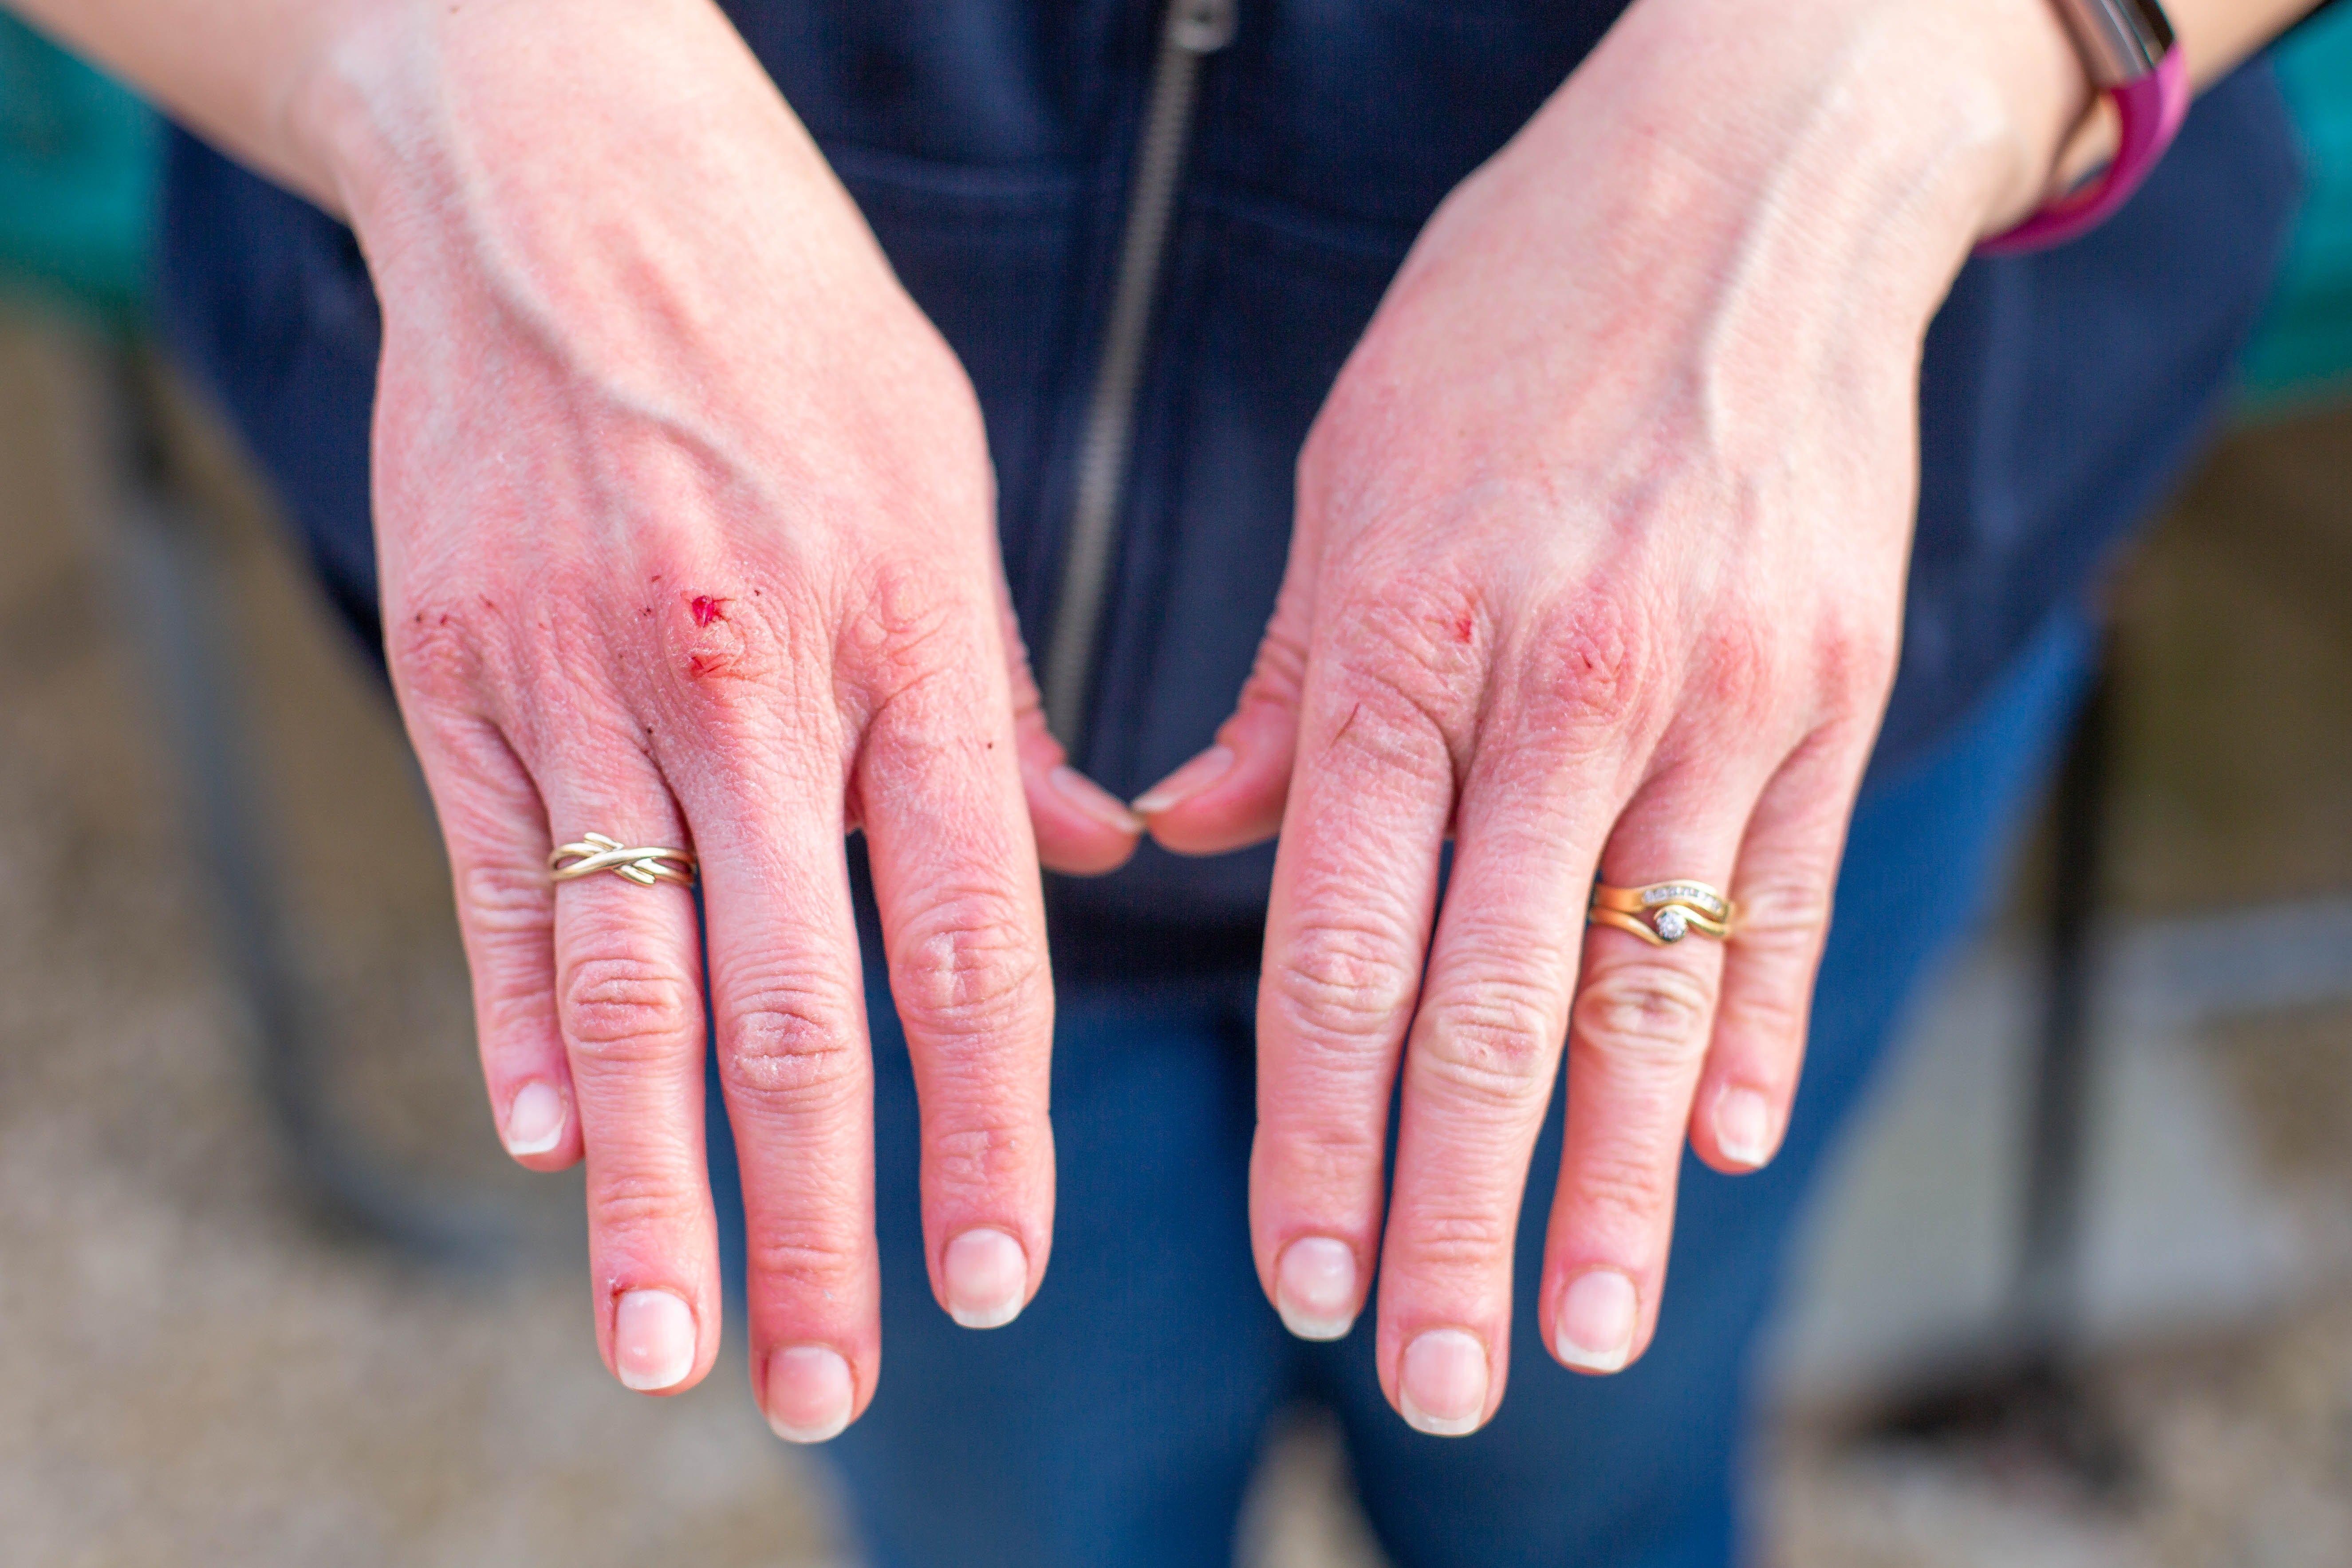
left=1978, top=0, right=2190, bottom=255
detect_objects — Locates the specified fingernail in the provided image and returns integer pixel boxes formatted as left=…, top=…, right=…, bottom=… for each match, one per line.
left=1555, top=1269, right=1638, bottom=1374
left=1399, top=1328, right=1489, bottom=1437
left=1131, top=744, right=1235, bottom=817
left=1275, top=1237, right=1359, bottom=1340
left=943, top=1227, right=1028, bottom=1329
left=764, top=1345, right=854, bottom=1444
left=613, top=1288, right=697, bottom=1391
left=1049, top=764, right=1145, bottom=834
left=1715, top=1087, right=1776, bottom=1170
left=503, top=1081, right=565, bottom=1157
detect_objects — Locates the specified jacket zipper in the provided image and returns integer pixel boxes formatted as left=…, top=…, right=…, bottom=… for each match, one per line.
left=1040, top=0, right=1237, bottom=752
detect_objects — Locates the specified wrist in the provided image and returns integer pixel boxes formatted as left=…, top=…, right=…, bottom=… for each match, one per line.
left=1551, top=0, right=2092, bottom=301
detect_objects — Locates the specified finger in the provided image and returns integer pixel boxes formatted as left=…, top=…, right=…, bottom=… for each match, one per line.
left=992, top=557, right=1140, bottom=876
left=1687, top=726, right=1864, bottom=1174
left=408, top=711, right=581, bottom=1171
left=1135, top=469, right=1328, bottom=855
left=1369, top=740, right=1622, bottom=1435
left=855, top=596, right=1058, bottom=1341
left=681, top=716, right=882, bottom=1443
left=1249, top=583, right=1461, bottom=1357
left=1130, top=619, right=1304, bottom=855
left=539, top=751, right=719, bottom=1399
left=1539, top=772, right=1758, bottom=1383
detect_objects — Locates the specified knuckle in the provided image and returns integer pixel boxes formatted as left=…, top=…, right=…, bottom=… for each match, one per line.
left=1414, top=981, right=1560, bottom=1109
left=1733, top=872, right=1836, bottom=952
left=888, top=886, right=1044, bottom=1041
left=1814, top=607, right=1901, bottom=710
left=589, top=1167, right=698, bottom=1240
left=457, top=860, right=552, bottom=938
left=1689, top=615, right=1777, bottom=722
left=1270, top=916, right=1422, bottom=1049
left=1325, top=578, right=1487, bottom=741
left=1265, top=1116, right=1389, bottom=1192
left=663, top=582, right=792, bottom=691
left=745, top=1230, right=867, bottom=1299
left=387, top=601, right=489, bottom=708
left=1715, top=982, right=1806, bottom=1056
left=927, top=1115, right=1044, bottom=1198
left=722, top=976, right=864, bottom=1102
left=1394, top=1206, right=1518, bottom=1273
left=560, top=954, right=700, bottom=1064
left=1523, top=593, right=1651, bottom=733
left=1572, top=960, right=1714, bottom=1068
left=1564, top=1143, right=1672, bottom=1231
left=840, top=556, right=968, bottom=705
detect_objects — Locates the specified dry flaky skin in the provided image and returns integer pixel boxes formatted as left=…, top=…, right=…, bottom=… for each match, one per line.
left=0, top=0, right=2320, bottom=1446
left=0, top=312, right=838, bottom=1568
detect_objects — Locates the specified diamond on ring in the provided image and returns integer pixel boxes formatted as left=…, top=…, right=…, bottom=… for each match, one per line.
left=1587, top=879, right=1737, bottom=947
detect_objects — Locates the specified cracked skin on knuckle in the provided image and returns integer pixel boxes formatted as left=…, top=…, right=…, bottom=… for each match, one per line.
left=721, top=989, right=864, bottom=1103
left=561, top=957, right=700, bottom=1065
left=888, top=890, right=1044, bottom=1043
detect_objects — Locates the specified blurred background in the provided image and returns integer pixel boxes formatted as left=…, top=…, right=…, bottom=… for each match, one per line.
left=2, top=13, right=2350, bottom=1566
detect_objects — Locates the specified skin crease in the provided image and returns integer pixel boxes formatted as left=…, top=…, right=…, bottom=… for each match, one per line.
left=4, top=0, right=2317, bottom=1439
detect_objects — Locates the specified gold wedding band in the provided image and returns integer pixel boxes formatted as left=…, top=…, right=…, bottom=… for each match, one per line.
left=549, top=832, right=698, bottom=888
left=1588, top=879, right=1735, bottom=946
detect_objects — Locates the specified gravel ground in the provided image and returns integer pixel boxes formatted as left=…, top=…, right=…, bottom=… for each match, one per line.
left=4, top=302, right=2350, bottom=1566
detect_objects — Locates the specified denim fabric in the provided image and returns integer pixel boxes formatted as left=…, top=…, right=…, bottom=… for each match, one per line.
left=693, top=608, right=2095, bottom=1568
left=157, top=6, right=2300, bottom=946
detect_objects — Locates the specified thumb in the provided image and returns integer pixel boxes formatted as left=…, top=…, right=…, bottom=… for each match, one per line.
left=996, top=560, right=1146, bottom=876
left=1133, top=525, right=1320, bottom=858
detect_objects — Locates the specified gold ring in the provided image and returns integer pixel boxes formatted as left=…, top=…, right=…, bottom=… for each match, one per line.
left=549, top=832, right=698, bottom=888
left=1588, top=879, right=1734, bottom=946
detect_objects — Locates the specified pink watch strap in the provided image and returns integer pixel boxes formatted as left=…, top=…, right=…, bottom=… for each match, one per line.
left=1978, top=46, right=2190, bottom=256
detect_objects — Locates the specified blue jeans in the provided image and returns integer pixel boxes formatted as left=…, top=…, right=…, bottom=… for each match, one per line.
left=705, top=613, right=2092, bottom=1568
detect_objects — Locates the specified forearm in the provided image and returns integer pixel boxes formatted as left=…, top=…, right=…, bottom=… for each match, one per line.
left=2175, top=0, right=2328, bottom=83
left=1, top=0, right=837, bottom=238
left=5, top=0, right=374, bottom=209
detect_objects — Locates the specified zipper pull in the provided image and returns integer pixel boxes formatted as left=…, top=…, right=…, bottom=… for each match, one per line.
left=1166, top=0, right=1236, bottom=54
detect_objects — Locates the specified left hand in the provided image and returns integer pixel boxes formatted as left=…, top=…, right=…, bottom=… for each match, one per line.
left=1132, top=0, right=2086, bottom=1433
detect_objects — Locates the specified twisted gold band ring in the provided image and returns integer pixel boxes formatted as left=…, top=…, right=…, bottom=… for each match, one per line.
left=549, top=832, right=698, bottom=888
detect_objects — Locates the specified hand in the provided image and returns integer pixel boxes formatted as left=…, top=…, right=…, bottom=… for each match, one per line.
left=315, top=0, right=1139, bottom=1437
left=1134, top=0, right=2084, bottom=1432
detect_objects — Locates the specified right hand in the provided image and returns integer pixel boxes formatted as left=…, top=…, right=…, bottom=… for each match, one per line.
left=311, top=0, right=1142, bottom=1439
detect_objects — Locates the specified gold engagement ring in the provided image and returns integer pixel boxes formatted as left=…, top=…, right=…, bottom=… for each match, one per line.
left=1588, top=880, right=1735, bottom=946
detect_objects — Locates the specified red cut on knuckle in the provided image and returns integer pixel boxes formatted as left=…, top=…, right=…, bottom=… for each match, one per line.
left=665, top=585, right=783, bottom=689
left=1522, top=594, right=1651, bottom=738
left=1326, top=579, right=1488, bottom=745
